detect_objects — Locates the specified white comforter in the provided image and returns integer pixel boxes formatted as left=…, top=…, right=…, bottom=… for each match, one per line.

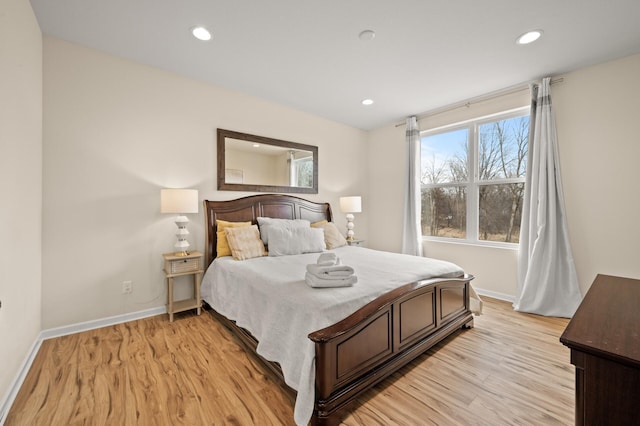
left=201, top=246, right=465, bottom=425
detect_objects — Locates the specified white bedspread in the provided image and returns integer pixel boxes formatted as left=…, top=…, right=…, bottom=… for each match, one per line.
left=201, top=246, right=465, bottom=425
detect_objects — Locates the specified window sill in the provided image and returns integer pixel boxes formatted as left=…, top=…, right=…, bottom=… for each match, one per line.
left=423, top=237, right=519, bottom=251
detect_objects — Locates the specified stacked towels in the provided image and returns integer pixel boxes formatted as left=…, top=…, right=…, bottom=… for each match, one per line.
left=305, top=252, right=357, bottom=288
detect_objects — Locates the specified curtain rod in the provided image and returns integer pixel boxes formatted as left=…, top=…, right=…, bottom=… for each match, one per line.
left=395, top=77, right=564, bottom=127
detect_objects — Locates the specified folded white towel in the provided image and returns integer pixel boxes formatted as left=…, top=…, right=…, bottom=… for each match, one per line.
left=305, top=272, right=357, bottom=288
left=306, top=264, right=355, bottom=278
left=317, top=252, right=340, bottom=266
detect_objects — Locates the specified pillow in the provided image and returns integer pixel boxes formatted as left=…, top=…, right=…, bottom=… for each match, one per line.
left=216, top=220, right=252, bottom=257
left=224, top=225, right=267, bottom=260
left=267, top=226, right=326, bottom=257
left=257, top=217, right=310, bottom=245
left=311, top=221, right=347, bottom=249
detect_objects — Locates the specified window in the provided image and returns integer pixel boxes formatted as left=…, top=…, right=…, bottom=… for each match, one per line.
left=295, top=157, right=313, bottom=186
left=421, top=109, right=529, bottom=244
left=291, top=156, right=314, bottom=187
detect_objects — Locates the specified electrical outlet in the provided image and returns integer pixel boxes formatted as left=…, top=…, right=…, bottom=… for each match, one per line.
left=122, top=281, right=133, bottom=294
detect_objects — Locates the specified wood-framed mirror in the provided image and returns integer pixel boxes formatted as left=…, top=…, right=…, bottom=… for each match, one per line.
left=217, top=129, right=318, bottom=193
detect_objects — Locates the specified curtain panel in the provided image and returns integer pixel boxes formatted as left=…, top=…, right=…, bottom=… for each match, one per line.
left=514, top=78, right=582, bottom=317
left=402, top=116, right=423, bottom=256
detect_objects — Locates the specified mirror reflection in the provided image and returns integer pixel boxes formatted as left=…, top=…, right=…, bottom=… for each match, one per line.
left=225, top=138, right=314, bottom=187
left=217, top=129, right=318, bottom=193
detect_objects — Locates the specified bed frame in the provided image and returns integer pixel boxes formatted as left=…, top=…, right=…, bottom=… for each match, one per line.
left=203, top=194, right=474, bottom=425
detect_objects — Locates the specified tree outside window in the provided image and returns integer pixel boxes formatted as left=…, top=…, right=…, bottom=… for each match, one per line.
left=294, top=157, right=314, bottom=188
left=421, top=110, right=529, bottom=244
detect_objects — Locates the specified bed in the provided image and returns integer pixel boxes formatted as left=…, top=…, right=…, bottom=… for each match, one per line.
left=202, top=194, right=475, bottom=425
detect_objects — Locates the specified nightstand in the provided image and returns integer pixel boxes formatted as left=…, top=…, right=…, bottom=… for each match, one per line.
left=163, top=251, right=204, bottom=322
left=346, top=239, right=365, bottom=247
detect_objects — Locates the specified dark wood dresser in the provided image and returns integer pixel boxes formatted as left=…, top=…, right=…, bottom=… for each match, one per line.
left=560, top=274, right=640, bottom=425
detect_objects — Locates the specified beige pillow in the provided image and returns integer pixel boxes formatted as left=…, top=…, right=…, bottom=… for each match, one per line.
left=311, top=221, right=347, bottom=249
left=225, top=225, right=267, bottom=260
left=216, top=220, right=251, bottom=257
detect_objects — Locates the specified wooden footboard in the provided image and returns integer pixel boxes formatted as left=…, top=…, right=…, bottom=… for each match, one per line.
left=206, top=274, right=473, bottom=425
left=309, top=275, right=474, bottom=425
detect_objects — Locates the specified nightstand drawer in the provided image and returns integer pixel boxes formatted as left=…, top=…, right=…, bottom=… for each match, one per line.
left=167, top=257, right=200, bottom=274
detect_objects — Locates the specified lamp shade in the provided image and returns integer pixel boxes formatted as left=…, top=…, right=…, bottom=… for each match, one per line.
left=160, top=189, right=199, bottom=214
left=339, top=196, right=362, bottom=213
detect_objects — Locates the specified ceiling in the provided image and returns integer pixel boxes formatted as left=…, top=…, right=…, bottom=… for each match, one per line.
left=30, top=0, right=640, bottom=130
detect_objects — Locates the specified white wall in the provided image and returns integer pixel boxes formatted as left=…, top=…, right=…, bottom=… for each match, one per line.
left=0, top=0, right=42, bottom=412
left=554, top=53, right=640, bottom=293
left=226, top=148, right=280, bottom=186
left=368, top=53, right=640, bottom=298
left=42, top=38, right=368, bottom=329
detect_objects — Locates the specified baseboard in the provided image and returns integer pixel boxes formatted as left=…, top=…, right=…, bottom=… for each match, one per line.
left=0, top=336, right=42, bottom=426
left=40, top=306, right=166, bottom=340
left=0, top=306, right=166, bottom=425
left=474, top=288, right=515, bottom=303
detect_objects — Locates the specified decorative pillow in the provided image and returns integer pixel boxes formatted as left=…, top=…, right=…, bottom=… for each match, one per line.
left=224, top=225, right=266, bottom=260
left=257, top=217, right=310, bottom=245
left=267, top=226, right=326, bottom=257
left=216, top=220, right=252, bottom=257
left=311, top=221, right=347, bottom=249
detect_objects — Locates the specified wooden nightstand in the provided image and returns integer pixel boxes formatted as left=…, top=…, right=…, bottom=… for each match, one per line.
left=346, top=239, right=365, bottom=247
left=163, top=251, right=203, bottom=322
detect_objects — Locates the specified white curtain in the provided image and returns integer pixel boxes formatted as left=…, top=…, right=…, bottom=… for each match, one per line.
left=514, top=78, right=582, bottom=317
left=401, top=116, right=423, bottom=256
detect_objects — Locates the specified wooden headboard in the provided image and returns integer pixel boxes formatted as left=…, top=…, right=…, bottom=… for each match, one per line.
left=203, top=194, right=333, bottom=266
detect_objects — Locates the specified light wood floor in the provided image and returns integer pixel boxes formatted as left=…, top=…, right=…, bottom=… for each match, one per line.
left=6, top=297, right=574, bottom=425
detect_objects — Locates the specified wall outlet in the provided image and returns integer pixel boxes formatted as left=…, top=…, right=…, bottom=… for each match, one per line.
left=122, top=280, right=133, bottom=294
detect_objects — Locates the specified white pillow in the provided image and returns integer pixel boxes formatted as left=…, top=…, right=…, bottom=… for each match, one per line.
left=257, top=217, right=311, bottom=245
left=267, top=226, right=326, bottom=257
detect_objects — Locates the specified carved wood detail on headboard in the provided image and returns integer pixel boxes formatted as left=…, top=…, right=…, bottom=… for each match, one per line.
left=203, top=194, right=333, bottom=266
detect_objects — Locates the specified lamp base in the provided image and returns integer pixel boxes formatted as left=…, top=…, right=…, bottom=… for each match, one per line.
left=173, top=217, right=191, bottom=257
left=345, top=213, right=355, bottom=241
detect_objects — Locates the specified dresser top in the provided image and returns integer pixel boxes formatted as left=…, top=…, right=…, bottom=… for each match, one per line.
left=560, top=274, right=640, bottom=368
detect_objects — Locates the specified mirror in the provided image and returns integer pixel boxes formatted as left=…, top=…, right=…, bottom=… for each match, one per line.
left=217, top=129, right=318, bottom=193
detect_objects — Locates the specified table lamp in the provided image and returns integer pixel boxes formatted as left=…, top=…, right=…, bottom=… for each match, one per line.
left=339, top=196, right=362, bottom=241
left=160, top=188, right=199, bottom=256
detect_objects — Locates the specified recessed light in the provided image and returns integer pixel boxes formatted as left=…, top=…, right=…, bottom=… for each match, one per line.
left=359, top=30, right=376, bottom=41
left=192, top=26, right=212, bottom=41
left=516, top=30, right=542, bottom=45
left=253, top=144, right=260, bottom=148
left=361, top=99, right=374, bottom=106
